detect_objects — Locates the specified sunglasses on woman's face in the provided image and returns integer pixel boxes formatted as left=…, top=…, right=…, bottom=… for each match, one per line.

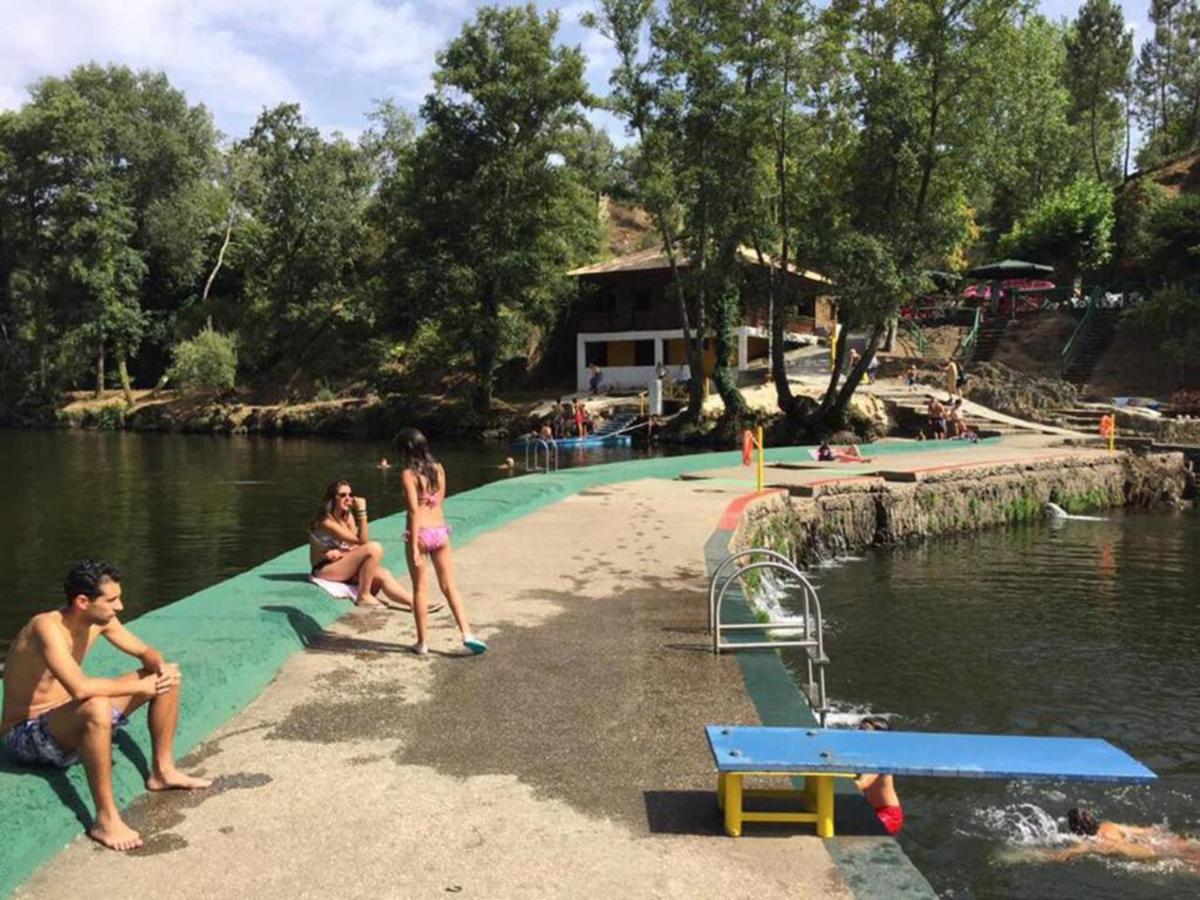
left=336, top=491, right=352, bottom=498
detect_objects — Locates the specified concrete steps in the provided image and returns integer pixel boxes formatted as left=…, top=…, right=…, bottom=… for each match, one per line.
left=967, top=317, right=1010, bottom=363
left=1063, top=308, right=1121, bottom=386
left=870, top=388, right=1030, bottom=437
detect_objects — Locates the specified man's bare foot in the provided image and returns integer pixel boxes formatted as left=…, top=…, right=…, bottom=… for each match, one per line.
left=146, top=769, right=213, bottom=791
left=88, top=816, right=143, bottom=851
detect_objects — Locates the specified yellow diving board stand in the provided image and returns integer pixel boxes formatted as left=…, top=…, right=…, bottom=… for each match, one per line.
left=706, top=725, right=1156, bottom=839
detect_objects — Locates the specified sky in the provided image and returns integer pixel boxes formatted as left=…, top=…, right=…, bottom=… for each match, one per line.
left=0, top=0, right=1153, bottom=146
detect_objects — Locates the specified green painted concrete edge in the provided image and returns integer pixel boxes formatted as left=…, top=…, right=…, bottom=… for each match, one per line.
left=702, top=531, right=937, bottom=899
left=1, top=438, right=983, bottom=896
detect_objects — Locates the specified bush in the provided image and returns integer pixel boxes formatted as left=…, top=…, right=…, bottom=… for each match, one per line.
left=1125, top=284, right=1200, bottom=378
left=167, top=328, right=238, bottom=393
left=89, top=403, right=127, bottom=430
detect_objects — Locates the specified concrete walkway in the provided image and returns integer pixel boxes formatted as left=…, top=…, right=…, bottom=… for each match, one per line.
left=11, top=436, right=1115, bottom=899
left=15, top=479, right=852, bottom=900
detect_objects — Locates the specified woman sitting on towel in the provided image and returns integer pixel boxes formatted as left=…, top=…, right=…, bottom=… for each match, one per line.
left=308, top=480, right=414, bottom=610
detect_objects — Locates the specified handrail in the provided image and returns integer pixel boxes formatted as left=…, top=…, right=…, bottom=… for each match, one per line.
left=709, top=552, right=830, bottom=722
left=901, top=317, right=928, bottom=356
left=708, top=548, right=801, bottom=634
left=523, top=438, right=558, bottom=473
left=960, top=306, right=983, bottom=356
left=1061, top=289, right=1099, bottom=364
left=711, top=561, right=822, bottom=656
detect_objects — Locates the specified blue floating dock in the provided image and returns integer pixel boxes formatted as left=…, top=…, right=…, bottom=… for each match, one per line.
left=706, top=726, right=1157, bottom=784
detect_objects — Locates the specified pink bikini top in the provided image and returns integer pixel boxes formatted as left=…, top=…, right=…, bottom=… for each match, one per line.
left=421, top=487, right=440, bottom=508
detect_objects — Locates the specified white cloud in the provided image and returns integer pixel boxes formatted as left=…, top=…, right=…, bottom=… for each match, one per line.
left=0, top=0, right=628, bottom=141
left=0, top=0, right=304, bottom=128
left=0, top=0, right=452, bottom=134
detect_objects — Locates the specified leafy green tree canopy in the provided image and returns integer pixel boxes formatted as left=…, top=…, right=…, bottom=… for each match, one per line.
left=1000, top=177, right=1116, bottom=281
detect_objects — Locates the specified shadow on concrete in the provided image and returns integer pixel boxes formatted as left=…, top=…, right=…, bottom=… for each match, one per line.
left=262, top=605, right=408, bottom=655
left=662, top=642, right=717, bottom=654
left=114, top=730, right=151, bottom=782
left=0, top=758, right=93, bottom=830
left=642, top=790, right=724, bottom=836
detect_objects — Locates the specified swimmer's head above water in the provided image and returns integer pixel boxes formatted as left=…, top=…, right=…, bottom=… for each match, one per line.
left=1067, top=807, right=1100, bottom=836
left=859, top=716, right=891, bottom=732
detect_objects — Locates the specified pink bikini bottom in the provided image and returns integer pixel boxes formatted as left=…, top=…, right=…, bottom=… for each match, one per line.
left=406, top=525, right=451, bottom=553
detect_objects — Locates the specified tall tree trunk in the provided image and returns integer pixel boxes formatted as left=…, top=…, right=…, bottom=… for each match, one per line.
left=770, top=54, right=795, bottom=416
left=95, top=336, right=106, bottom=400
left=807, top=324, right=851, bottom=426
left=1090, top=96, right=1103, bottom=181
left=116, top=348, right=135, bottom=406
left=473, top=282, right=499, bottom=414
left=1123, top=89, right=1132, bottom=180
left=711, top=256, right=747, bottom=418
left=201, top=218, right=235, bottom=311
left=753, top=236, right=795, bottom=415
left=826, top=325, right=885, bottom=423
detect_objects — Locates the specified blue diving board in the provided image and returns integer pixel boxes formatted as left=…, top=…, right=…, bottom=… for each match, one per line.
left=704, top=725, right=1155, bottom=838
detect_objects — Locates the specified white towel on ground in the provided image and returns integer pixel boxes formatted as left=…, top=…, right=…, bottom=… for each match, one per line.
left=308, top=575, right=359, bottom=601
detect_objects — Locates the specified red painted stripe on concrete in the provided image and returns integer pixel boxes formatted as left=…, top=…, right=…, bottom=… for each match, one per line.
left=718, top=488, right=785, bottom=531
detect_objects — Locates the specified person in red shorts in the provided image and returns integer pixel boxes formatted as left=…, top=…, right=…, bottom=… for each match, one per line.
left=855, top=716, right=903, bottom=834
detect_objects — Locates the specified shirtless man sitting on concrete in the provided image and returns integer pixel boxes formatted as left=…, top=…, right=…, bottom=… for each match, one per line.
left=1, top=559, right=211, bottom=850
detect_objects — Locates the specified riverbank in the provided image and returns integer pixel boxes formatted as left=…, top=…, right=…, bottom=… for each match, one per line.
left=3, top=438, right=1188, bottom=897
left=733, top=448, right=1191, bottom=566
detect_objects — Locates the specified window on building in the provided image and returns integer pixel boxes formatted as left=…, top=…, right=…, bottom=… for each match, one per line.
left=634, top=339, right=655, bottom=366
left=584, top=341, right=608, bottom=366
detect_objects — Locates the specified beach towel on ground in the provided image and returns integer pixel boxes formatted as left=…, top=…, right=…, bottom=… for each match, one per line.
left=309, top=575, right=359, bottom=601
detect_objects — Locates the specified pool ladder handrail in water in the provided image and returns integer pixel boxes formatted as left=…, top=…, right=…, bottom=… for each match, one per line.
left=524, top=438, right=559, bottom=473
left=708, top=548, right=830, bottom=724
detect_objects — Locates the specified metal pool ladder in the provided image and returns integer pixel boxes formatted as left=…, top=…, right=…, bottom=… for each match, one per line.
left=708, top=548, right=831, bottom=724
left=524, top=438, right=559, bottom=473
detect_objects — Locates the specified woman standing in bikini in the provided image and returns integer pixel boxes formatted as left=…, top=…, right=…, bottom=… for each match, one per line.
left=308, top=480, right=414, bottom=610
left=396, top=428, right=487, bottom=656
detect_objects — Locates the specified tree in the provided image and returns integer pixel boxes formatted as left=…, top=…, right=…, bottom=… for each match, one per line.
left=999, top=177, right=1116, bottom=284
left=588, top=0, right=708, bottom=420
left=232, top=104, right=376, bottom=378
left=1138, top=192, right=1200, bottom=282
left=1124, top=283, right=1200, bottom=385
left=966, top=14, right=1081, bottom=239
left=404, top=5, right=600, bottom=412
left=805, top=0, right=1015, bottom=425
left=1134, top=0, right=1200, bottom=166
left=0, top=65, right=217, bottom=406
left=1064, top=0, right=1133, bottom=182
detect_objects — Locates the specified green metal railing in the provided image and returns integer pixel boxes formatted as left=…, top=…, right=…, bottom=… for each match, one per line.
left=1061, top=289, right=1101, bottom=367
left=901, top=317, right=929, bottom=355
left=959, top=307, right=983, bottom=357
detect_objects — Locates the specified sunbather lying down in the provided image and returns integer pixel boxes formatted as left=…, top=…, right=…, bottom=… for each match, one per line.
left=817, top=441, right=873, bottom=463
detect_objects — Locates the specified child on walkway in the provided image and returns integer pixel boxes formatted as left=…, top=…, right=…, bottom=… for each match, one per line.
left=395, top=427, right=487, bottom=656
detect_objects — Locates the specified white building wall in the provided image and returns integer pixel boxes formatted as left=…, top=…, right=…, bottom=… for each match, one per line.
left=575, top=326, right=774, bottom=393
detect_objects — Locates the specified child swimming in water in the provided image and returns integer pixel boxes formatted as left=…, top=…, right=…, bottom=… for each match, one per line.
left=396, top=427, right=487, bottom=657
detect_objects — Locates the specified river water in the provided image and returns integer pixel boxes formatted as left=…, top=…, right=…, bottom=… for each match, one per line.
left=790, top=509, right=1200, bottom=899
left=0, top=429, right=665, bottom=657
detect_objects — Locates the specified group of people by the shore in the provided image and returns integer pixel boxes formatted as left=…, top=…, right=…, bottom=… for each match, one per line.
left=1, top=427, right=482, bottom=851
left=549, top=398, right=593, bottom=439
left=910, top=360, right=978, bottom=443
